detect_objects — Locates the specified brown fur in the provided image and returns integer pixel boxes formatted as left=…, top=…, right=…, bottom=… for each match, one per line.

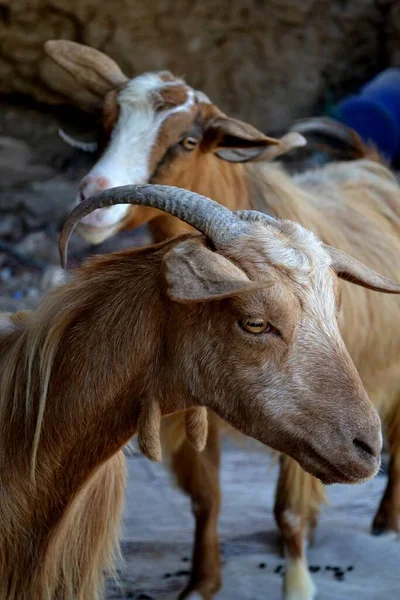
left=137, top=399, right=163, bottom=462
left=107, top=125, right=400, bottom=598
left=43, top=44, right=400, bottom=598
left=0, top=221, right=388, bottom=599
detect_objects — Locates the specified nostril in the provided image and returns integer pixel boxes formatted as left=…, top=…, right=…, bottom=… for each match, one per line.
left=353, top=438, right=376, bottom=458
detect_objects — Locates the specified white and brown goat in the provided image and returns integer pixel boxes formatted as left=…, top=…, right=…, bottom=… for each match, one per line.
left=45, top=40, right=400, bottom=600
left=2, top=184, right=397, bottom=600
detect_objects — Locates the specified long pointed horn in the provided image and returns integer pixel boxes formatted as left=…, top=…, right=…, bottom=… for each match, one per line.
left=325, top=245, right=400, bottom=293
left=289, top=117, right=369, bottom=160
left=58, top=129, right=98, bottom=153
left=59, top=185, right=247, bottom=268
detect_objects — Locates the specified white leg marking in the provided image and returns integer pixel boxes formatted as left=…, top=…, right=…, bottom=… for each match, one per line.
left=284, top=557, right=316, bottom=600
left=184, top=594, right=204, bottom=600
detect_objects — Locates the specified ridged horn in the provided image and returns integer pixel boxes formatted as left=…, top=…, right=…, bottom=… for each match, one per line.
left=59, top=184, right=247, bottom=268
left=235, top=209, right=280, bottom=228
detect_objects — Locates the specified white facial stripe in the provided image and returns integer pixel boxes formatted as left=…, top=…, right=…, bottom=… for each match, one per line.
left=194, top=90, right=212, bottom=104
left=79, top=73, right=195, bottom=229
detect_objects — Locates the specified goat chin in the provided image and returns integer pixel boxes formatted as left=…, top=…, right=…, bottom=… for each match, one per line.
left=76, top=222, right=121, bottom=244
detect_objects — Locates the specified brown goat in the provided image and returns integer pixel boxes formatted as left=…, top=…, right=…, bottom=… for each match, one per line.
left=45, top=40, right=400, bottom=600
left=2, top=184, right=397, bottom=600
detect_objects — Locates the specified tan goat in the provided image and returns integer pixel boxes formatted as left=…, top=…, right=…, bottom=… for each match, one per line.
left=45, top=40, right=400, bottom=600
left=2, top=184, right=396, bottom=600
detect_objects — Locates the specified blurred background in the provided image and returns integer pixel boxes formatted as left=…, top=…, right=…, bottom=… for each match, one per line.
left=1, top=0, right=400, bottom=309
left=1, top=2, right=400, bottom=598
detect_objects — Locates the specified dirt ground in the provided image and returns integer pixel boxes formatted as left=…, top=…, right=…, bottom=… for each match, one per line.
left=1, top=99, right=399, bottom=600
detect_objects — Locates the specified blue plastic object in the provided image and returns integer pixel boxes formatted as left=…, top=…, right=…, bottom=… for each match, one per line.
left=335, top=68, right=400, bottom=161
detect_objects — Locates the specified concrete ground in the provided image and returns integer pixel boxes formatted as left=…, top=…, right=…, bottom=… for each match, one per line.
left=106, top=441, right=400, bottom=600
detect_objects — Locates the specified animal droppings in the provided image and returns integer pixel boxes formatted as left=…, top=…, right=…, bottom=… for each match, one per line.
left=309, top=566, right=320, bottom=573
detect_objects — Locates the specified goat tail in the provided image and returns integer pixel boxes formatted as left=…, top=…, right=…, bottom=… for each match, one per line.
left=290, top=117, right=385, bottom=164
left=38, top=451, right=126, bottom=600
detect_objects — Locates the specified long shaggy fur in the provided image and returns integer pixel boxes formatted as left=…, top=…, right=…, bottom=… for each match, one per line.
left=0, top=245, right=167, bottom=600
left=0, top=287, right=128, bottom=599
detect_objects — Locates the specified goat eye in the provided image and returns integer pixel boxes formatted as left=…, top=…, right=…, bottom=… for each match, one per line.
left=240, top=318, right=271, bottom=334
left=181, top=136, right=199, bottom=151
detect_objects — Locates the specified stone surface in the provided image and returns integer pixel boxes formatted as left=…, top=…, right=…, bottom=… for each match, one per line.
left=0, top=0, right=398, bottom=131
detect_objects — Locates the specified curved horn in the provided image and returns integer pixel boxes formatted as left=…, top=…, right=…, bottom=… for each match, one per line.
left=235, top=209, right=280, bottom=228
left=325, top=245, right=400, bottom=294
left=58, top=129, right=98, bottom=153
left=59, top=185, right=247, bottom=268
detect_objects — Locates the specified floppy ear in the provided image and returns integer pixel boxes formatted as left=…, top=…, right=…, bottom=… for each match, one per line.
left=162, top=239, right=260, bottom=302
left=44, top=40, right=128, bottom=98
left=204, top=117, right=306, bottom=163
left=204, top=117, right=281, bottom=162
left=326, top=245, right=400, bottom=293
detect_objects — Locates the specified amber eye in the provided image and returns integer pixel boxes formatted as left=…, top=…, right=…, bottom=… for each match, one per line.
left=240, top=318, right=271, bottom=334
left=181, top=136, right=199, bottom=151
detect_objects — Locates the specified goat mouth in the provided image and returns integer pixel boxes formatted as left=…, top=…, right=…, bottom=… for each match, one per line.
left=76, top=222, right=119, bottom=244
left=296, top=443, right=378, bottom=485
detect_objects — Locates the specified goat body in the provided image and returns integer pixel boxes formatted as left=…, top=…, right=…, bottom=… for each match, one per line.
left=43, top=41, right=400, bottom=600
left=3, top=211, right=389, bottom=600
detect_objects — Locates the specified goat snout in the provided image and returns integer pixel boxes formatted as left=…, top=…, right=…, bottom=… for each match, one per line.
left=78, top=175, right=112, bottom=202
left=76, top=176, right=131, bottom=236
left=337, top=409, right=382, bottom=482
left=353, top=430, right=382, bottom=460
left=350, top=420, right=382, bottom=470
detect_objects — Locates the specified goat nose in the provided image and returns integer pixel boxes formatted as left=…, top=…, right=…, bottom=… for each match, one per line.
left=353, top=430, right=382, bottom=460
left=79, top=176, right=112, bottom=201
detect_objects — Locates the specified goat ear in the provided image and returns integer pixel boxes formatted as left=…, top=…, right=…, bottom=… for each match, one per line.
left=327, top=245, right=400, bottom=294
left=44, top=40, right=128, bottom=98
left=204, top=117, right=281, bottom=163
left=163, top=239, right=260, bottom=302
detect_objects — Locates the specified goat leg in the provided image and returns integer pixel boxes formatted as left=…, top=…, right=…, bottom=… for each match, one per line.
left=274, top=455, right=326, bottom=600
left=372, top=417, right=400, bottom=536
left=167, top=409, right=222, bottom=600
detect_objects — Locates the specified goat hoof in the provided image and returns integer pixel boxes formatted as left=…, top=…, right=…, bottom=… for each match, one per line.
left=372, top=525, right=399, bottom=540
left=179, top=582, right=220, bottom=600
left=372, top=511, right=400, bottom=536
left=284, top=558, right=316, bottom=600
